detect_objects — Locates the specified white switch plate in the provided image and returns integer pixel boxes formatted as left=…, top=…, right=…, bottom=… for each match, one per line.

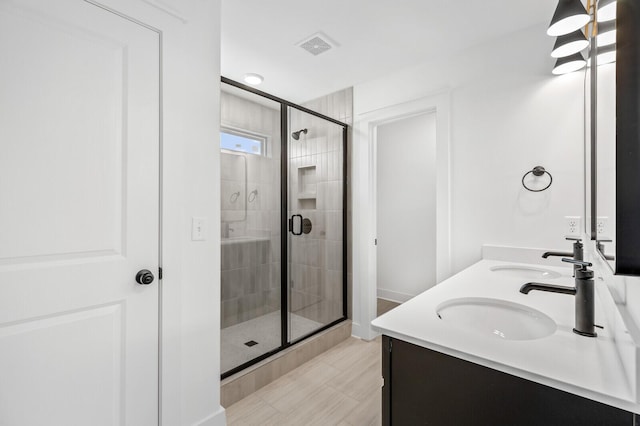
left=191, top=217, right=206, bottom=241
left=564, top=216, right=581, bottom=237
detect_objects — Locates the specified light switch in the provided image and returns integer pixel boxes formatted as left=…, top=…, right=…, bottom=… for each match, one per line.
left=191, top=217, right=206, bottom=241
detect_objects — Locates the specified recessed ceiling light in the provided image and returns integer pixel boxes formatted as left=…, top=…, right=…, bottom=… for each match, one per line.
left=243, top=73, right=263, bottom=85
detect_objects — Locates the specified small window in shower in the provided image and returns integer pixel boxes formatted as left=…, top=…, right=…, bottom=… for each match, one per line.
left=220, top=128, right=266, bottom=156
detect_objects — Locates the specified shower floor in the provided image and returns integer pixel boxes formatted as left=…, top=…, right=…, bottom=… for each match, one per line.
left=221, top=311, right=322, bottom=374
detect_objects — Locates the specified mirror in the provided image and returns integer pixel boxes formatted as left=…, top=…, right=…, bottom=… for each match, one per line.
left=594, top=0, right=640, bottom=275
left=594, top=25, right=616, bottom=268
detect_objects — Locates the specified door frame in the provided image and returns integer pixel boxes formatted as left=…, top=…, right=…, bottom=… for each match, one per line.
left=352, top=92, right=451, bottom=340
left=283, top=104, right=349, bottom=346
left=81, top=1, right=225, bottom=424
left=85, top=0, right=165, bottom=421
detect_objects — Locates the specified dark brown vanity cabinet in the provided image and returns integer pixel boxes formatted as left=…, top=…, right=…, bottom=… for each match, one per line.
left=382, top=336, right=636, bottom=425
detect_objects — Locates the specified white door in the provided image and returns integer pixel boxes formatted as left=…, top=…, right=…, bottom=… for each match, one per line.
left=0, top=1, right=160, bottom=425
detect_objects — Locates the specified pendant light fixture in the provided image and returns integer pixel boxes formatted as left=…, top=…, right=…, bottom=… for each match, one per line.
left=547, top=0, right=617, bottom=75
left=552, top=52, right=587, bottom=75
left=551, top=29, right=589, bottom=58
left=596, top=20, right=616, bottom=47
left=547, top=0, right=591, bottom=36
left=591, top=44, right=617, bottom=66
left=597, top=0, right=616, bottom=22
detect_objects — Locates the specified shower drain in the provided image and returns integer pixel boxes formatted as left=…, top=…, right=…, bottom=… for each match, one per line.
left=244, top=340, right=258, bottom=347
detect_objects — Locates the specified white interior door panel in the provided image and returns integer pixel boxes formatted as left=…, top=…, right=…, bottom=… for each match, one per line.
left=0, top=0, right=160, bottom=424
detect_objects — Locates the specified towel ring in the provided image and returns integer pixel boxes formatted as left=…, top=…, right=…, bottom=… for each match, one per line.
left=522, top=166, right=552, bottom=192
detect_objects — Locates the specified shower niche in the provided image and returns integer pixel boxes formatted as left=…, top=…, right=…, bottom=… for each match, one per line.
left=297, top=165, right=316, bottom=210
left=220, top=78, right=347, bottom=378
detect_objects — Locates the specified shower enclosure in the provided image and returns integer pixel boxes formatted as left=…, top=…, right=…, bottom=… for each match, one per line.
left=220, top=78, right=347, bottom=377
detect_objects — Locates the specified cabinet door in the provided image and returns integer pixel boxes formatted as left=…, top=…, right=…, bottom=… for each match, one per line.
left=0, top=1, right=159, bottom=424
left=383, top=336, right=634, bottom=425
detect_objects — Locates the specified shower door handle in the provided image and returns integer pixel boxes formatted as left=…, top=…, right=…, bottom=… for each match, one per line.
left=289, top=214, right=303, bottom=235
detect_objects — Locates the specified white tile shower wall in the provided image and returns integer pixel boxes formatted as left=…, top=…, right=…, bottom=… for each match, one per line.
left=221, top=240, right=273, bottom=327
left=221, top=153, right=247, bottom=223
left=220, top=90, right=281, bottom=328
left=287, top=88, right=353, bottom=325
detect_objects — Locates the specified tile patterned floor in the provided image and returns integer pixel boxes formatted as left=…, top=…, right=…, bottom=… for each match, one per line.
left=221, top=311, right=322, bottom=373
left=225, top=336, right=383, bottom=426
left=377, top=298, right=401, bottom=316
left=224, top=298, right=400, bottom=424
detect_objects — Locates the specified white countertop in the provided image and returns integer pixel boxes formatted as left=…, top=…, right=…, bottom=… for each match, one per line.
left=371, top=258, right=640, bottom=413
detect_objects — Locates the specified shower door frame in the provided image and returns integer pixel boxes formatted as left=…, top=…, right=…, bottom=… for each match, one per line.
left=221, top=77, right=348, bottom=379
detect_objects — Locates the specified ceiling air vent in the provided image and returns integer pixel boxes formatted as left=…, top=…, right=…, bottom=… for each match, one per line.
left=298, top=32, right=337, bottom=56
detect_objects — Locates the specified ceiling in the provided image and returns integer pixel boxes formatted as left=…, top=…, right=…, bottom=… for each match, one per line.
left=221, top=0, right=553, bottom=103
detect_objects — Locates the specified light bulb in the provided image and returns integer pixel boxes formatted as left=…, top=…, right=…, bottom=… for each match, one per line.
left=552, top=53, right=587, bottom=75
left=243, top=73, right=264, bottom=85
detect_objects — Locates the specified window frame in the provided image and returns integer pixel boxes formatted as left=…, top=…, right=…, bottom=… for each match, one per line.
left=220, top=125, right=268, bottom=157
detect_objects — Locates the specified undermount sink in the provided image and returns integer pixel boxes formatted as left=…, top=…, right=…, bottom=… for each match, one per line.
left=489, top=265, right=562, bottom=280
left=436, top=297, right=557, bottom=341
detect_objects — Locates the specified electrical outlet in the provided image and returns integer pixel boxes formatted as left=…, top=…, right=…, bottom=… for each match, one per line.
left=596, top=216, right=610, bottom=238
left=565, top=216, right=581, bottom=237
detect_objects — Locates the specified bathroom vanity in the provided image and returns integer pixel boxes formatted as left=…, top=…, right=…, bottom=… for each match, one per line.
left=372, top=249, right=640, bottom=425
left=381, top=336, right=632, bottom=425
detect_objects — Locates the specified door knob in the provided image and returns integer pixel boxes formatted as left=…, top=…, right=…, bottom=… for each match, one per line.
left=136, top=269, right=154, bottom=285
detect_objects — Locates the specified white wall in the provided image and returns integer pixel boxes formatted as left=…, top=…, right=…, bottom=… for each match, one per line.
left=94, top=1, right=224, bottom=425
left=376, top=113, right=437, bottom=302
left=355, top=23, right=585, bottom=276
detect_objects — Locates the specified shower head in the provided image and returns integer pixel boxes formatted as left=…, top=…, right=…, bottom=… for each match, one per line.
left=291, top=128, right=308, bottom=140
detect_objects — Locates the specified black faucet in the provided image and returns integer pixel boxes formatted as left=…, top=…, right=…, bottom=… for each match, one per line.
left=542, top=236, right=583, bottom=258
left=520, top=258, right=597, bottom=338
left=542, top=237, right=583, bottom=276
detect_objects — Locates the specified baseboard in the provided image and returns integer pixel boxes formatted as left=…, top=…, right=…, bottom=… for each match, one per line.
left=351, top=320, right=364, bottom=339
left=192, top=406, right=226, bottom=426
left=377, top=288, right=414, bottom=303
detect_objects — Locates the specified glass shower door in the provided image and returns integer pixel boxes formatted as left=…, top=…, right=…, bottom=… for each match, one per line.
left=287, top=106, right=346, bottom=342
left=219, top=77, right=348, bottom=378
left=220, top=83, right=282, bottom=375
